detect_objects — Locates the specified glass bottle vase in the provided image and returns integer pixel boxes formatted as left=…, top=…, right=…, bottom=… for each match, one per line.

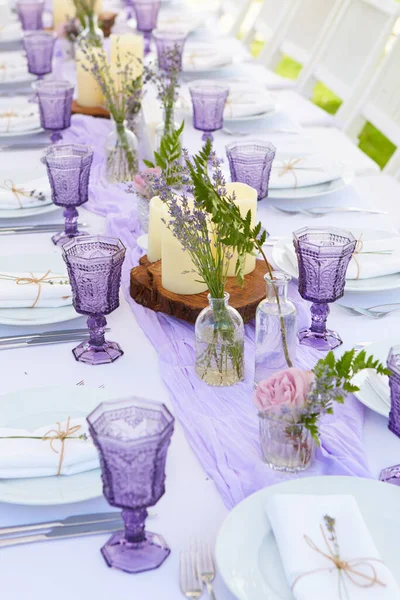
left=195, top=293, right=244, bottom=387
left=105, top=119, right=139, bottom=183
left=255, top=271, right=297, bottom=386
left=155, top=106, right=180, bottom=153
left=77, top=14, right=104, bottom=48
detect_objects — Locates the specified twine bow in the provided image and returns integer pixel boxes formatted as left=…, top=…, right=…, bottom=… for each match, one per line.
left=0, top=111, right=18, bottom=132
left=0, top=180, right=32, bottom=208
left=0, top=270, right=70, bottom=308
left=277, top=158, right=326, bottom=188
left=42, top=417, right=82, bottom=476
left=351, top=233, right=393, bottom=280
left=292, top=523, right=386, bottom=598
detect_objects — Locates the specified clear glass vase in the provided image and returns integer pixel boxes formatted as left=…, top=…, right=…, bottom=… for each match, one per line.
left=195, top=293, right=245, bottom=387
left=137, top=195, right=150, bottom=232
left=255, top=272, right=297, bottom=387
left=77, top=14, right=104, bottom=48
left=105, top=119, right=139, bottom=183
left=259, top=412, right=316, bottom=472
left=155, top=106, right=179, bottom=153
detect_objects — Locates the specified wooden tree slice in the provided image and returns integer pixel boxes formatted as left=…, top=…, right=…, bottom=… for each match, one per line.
left=71, top=100, right=110, bottom=119
left=130, top=256, right=268, bottom=324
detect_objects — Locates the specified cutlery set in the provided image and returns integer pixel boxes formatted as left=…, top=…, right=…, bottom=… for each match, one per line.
left=0, top=223, right=87, bottom=235
left=0, top=328, right=110, bottom=350
left=340, top=303, right=400, bottom=319
left=181, top=541, right=217, bottom=600
left=273, top=206, right=387, bottom=217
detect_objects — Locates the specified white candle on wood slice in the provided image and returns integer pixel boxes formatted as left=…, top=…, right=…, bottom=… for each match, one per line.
left=162, top=226, right=208, bottom=295
left=110, top=33, right=144, bottom=79
left=147, top=196, right=168, bottom=263
left=52, top=0, right=76, bottom=29
left=76, top=47, right=105, bottom=108
left=225, top=182, right=257, bottom=277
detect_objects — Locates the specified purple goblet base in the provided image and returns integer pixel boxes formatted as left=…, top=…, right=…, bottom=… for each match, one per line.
left=298, top=327, right=342, bottom=351
left=73, top=339, right=124, bottom=365
left=101, top=530, right=170, bottom=573
left=52, top=229, right=88, bottom=247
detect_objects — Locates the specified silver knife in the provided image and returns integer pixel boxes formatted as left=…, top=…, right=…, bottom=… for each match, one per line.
left=0, top=520, right=123, bottom=549
left=0, top=328, right=111, bottom=345
left=0, top=334, right=88, bottom=351
left=308, top=207, right=387, bottom=215
left=0, top=511, right=122, bottom=537
left=0, top=224, right=87, bottom=235
left=0, top=143, right=50, bottom=151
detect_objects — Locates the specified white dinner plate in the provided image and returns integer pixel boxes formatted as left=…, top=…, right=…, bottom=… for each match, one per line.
left=0, top=253, right=79, bottom=326
left=268, top=166, right=354, bottom=200
left=352, top=337, right=397, bottom=418
left=0, top=385, right=110, bottom=505
left=0, top=52, right=33, bottom=86
left=182, top=46, right=232, bottom=73
left=0, top=126, right=44, bottom=138
left=272, top=229, right=400, bottom=294
left=215, top=476, right=400, bottom=600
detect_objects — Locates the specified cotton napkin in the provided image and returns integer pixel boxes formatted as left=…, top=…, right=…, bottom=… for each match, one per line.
left=0, top=52, right=29, bottom=84
left=224, top=87, right=275, bottom=119
left=0, top=105, right=40, bottom=133
left=182, top=47, right=232, bottom=71
left=266, top=494, right=400, bottom=599
left=0, top=21, right=22, bottom=43
left=0, top=176, right=52, bottom=209
left=269, top=155, right=343, bottom=189
left=0, top=270, right=72, bottom=308
left=284, top=236, right=400, bottom=280
left=0, top=418, right=98, bottom=478
left=367, top=372, right=390, bottom=407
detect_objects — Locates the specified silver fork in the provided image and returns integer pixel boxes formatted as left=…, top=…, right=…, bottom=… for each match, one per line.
left=195, top=540, right=217, bottom=600
left=180, top=551, right=203, bottom=599
left=340, top=304, right=400, bottom=319
left=273, top=207, right=387, bottom=217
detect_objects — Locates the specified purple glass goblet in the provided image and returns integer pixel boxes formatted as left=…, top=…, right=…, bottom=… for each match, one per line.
left=293, top=226, right=356, bottom=351
left=153, top=30, right=187, bottom=73
left=23, top=31, right=56, bottom=79
left=44, top=144, right=93, bottom=246
left=62, top=236, right=126, bottom=365
left=35, top=80, right=74, bottom=143
left=16, top=0, right=44, bottom=30
left=132, top=0, right=161, bottom=55
left=189, top=80, right=229, bottom=143
left=87, top=397, right=174, bottom=573
left=388, top=345, right=400, bottom=438
left=226, top=140, right=276, bottom=200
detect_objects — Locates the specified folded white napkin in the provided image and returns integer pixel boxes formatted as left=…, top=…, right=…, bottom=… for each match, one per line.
left=182, top=47, right=232, bottom=71
left=0, top=21, right=22, bottom=42
left=0, top=418, right=98, bottom=478
left=367, top=372, right=390, bottom=407
left=285, top=235, right=400, bottom=281
left=0, top=270, right=72, bottom=308
left=0, top=105, right=40, bottom=133
left=269, top=155, right=343, bottom=189
left=266, top=494, right=400, bottom=600
left=0, top=52, right=28, bottom=83
left=224, top=86, right=275, bottom=119
left=0, top=176, right=51, bottom=209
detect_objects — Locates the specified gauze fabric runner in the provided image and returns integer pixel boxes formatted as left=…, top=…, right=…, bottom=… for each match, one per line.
left=67, top=115, right=371, bottom=510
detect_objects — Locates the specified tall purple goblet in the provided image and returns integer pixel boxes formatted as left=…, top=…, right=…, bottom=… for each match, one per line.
left=293, top=226, right=356, bottom=351
left=87, top=397, right=174, bottom=573
left=226, top=140, right=276, bottom=200
left=62, top=236, right=126, bottom=365
left=388, top=346, right=400, bottom=438
left=132, top=0, right=161, bottom=55
left=153, top=30, right=187, bottom=73
left=35, top=80, right=74, bottom=143
left=16, top=0, right=44, bottom=30
left=44, top=144, right=93, bottom=246
left=189, top=80, right=229, bottom=143
left=23, top=31, right=56, bottom=79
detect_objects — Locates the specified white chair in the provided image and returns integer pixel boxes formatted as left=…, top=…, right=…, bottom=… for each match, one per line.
left=229, top=0, right=254, bottom=37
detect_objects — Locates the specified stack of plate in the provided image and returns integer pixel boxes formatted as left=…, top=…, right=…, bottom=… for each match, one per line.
left=0, top=51, right=33, bottom=86
left=0, top=97, right=42, bottom=137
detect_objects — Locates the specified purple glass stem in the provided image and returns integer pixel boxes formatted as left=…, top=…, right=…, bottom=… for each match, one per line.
left=143, top=31, right=152, bottom=55
left=388, top=346, right=400, bottom=438
left=122, top=508, right=147, bottom=543
left=132, top=0, right=161, bottom=55
left=50, top=131, right=62, bottom=143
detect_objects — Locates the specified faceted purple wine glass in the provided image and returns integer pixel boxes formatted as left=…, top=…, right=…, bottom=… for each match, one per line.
left=23, top=31, right=56, bottom=78
left=35, top=80, right=74, bottom=143
left=44, top=144, right=93, bottom=246
left=189, top=80, right=229, bottom=143
left=62, top=236, right=126, bottom=365
left=226, top=140, right=276, bottom=200
left=388, top=345, right=400, bottom=438
left=293, top=226, right=356, bottom=351
left=16, top=0, right=44, bottom=30
left=132, top=0, right=161, bottom=55
left=153, top=30, right=187, bottom=73
left=87, top=397, right=174, bottom=573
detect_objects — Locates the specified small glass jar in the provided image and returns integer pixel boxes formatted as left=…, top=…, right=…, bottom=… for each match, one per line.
left=155, top=106, right=180, bottom=153
left=137, top=195, right=150, bottom=233
left=255, top=272, right=297, bottom=387
left=105, top=119, right=139, bottom=183
left=195, top=293, right=244, bottom=387
left=77, top=14, right=104, bottom=48
left=259, top=412, right=316, bottom=472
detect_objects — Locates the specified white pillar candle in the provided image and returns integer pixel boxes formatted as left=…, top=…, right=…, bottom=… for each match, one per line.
left=147, top=196, right=167, bottom=263
left=76, top=47, right=105, bottom=108
left=225, top=182, right=258, bottom=277
left=52, top=0, right=76, bottom=29
left=110, top=33, right=144, bottom=79
left=94, top=0, right=102, bottom=14
left=161, top=227, right=208, bottom=295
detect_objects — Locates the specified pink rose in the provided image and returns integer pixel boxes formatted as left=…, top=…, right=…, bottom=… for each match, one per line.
left=254, top=368, right=315, bottom=418
left=133, top=167, right=162, bottom=198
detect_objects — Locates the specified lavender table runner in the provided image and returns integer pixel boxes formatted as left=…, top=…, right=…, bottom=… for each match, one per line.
left=68, top=115, right=371, bottom=510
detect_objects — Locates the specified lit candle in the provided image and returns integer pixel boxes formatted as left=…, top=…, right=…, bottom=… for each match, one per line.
left=225, top=182, right=257, bottom=277
left=161, top=227, right=208, bottom=295
left=52, top=0, right=76, bottom=29
left=76, top=47, right=105, bottom=108
left=147, top=196, right=167, bottom=263
left=110, top=33, right=144, bottom=79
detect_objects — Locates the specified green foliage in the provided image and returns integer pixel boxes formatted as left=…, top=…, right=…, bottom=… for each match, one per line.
left=144, top=121, right=184, bottom=186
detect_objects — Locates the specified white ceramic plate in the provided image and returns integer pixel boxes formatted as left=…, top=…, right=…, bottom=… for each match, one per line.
left=0, top=253, right=79, bottom=326
left=0, top=52, right=33, bottom=86
left=352, top=337, right=396, bottom=418
left=0, top=126, right=44, bottom=138
left=215, top=476, right=400, bottom=600
left=0, top=385, right=110, bottom=505
left=272, top=229, right=400, bottom=294
left=268, top=167, right=354, bottom=199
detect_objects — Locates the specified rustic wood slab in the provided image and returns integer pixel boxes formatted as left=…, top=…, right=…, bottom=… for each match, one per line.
left=71, top=100, right=110, bottom=119
left=130, top=256, right=268, bottom=324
